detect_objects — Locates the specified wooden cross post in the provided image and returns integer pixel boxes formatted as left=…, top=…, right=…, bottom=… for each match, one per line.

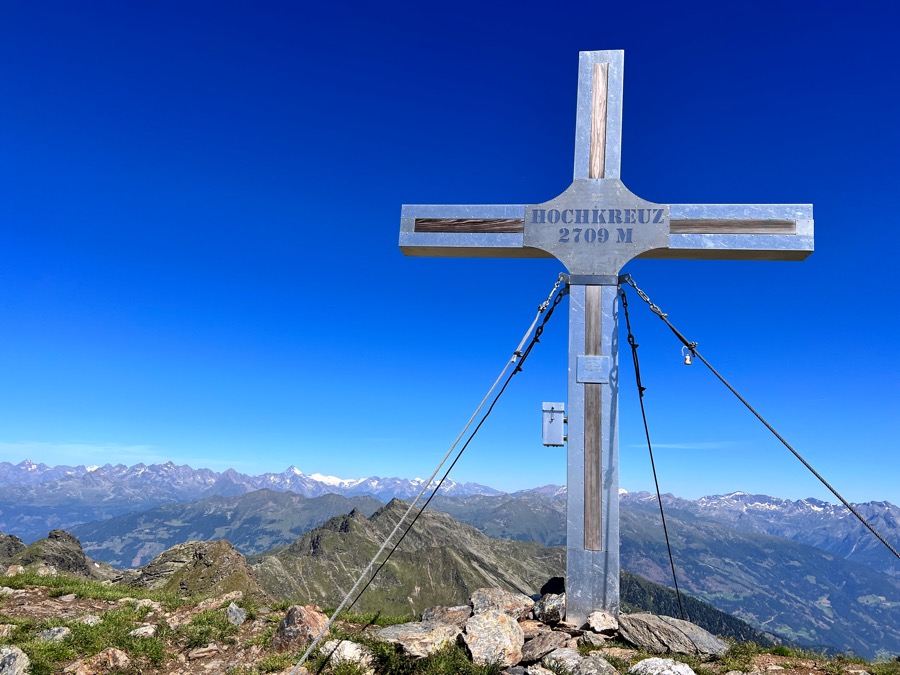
left=399, top=50, right=813, bottom=625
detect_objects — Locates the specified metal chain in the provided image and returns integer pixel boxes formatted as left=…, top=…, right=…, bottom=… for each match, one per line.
left=621, top=274, right=900, bottom=562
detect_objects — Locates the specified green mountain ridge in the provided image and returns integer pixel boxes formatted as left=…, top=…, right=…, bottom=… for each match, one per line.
left=54, top=488, right=900, bottom=659
left=248, top=498, right=773, bottom=647
left=70, top=489, right=383, bottom=567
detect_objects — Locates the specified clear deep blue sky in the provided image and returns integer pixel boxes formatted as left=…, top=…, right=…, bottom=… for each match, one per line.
left=1, top=1, right=898, bottom=503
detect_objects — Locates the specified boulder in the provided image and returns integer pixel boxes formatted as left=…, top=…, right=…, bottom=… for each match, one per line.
left=579, top=654, right=619, bottom=675
left=321, top=639, right=375, bottom=675
left=579, top=632, right=608, bottom=647
left=36, top=626, right=71, bottom=642
left=70, top=647, right=131, bottom=675
left=374, top=620, right=461, bottom=658
left=618, top=614, right=728, bottom=657
left=543, top=647, right=583, bottom=672
left=533, top=593, right=566, bottom=624
left=521, top=630, right=569, bottom=663
left=586, top=609, right=619, bottom=634
left=463, top=610, right=524, bottom=667
left=540, top=577, right=565, bottom=595
left=629, top=657, right=697, bottom=675
left=0, top=646, right=29, bottom=675
left=519, top=620, right=545, bottom=640
left=128, top=625, right=156, bottom=638
left=272, top=605, right=329, bottom=652
left=421, top=604, right=472, bottom=627
left=226, top=601, right=247, bottom=626
left=470, top=587, right=533, bottom=619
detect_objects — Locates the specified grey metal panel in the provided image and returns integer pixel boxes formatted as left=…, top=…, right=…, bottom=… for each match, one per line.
left=574, top=51, right=624, bottom=181
left=577, top=356, right=611, bottom=384
left=399, top=233, right=551, bottom=258
left=600, top=283, right=620, bottom=615
left=524, top=179, right=668, bottom=274
left=669, top=203, right=813, bottom=222
left=648, top=234, right=814, bottom=261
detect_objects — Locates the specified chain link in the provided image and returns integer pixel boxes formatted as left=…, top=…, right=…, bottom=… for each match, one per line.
left=620, top=274, right=697, bottom=350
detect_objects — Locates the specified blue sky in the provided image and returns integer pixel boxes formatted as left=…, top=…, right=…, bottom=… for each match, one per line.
left=1, top=1, right=898, bottom=504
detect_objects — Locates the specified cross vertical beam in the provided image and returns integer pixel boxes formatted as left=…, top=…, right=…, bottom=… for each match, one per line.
left=566, top=281, right=621, bottom=621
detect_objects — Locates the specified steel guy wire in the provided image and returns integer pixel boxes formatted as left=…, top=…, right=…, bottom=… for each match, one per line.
left=292, top=274, right=568, bottom=672
left=620, top=274, right=900, bottom=563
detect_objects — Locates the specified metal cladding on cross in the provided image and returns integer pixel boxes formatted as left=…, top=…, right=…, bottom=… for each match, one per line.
left=398, top=50, right=814, bottom=625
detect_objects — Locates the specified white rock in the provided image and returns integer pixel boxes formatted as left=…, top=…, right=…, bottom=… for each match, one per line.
left=629, top=657, right=697, bottom=675
left=129, top=624, right=157, bottom=638
left=321, top=639, right=375, bottom=675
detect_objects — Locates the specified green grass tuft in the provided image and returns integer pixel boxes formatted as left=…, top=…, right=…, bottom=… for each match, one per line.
left=175, top=608, right=239, bottom=648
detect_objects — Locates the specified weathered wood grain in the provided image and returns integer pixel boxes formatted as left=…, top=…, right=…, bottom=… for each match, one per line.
left=414, top=218, right=525, bottom=233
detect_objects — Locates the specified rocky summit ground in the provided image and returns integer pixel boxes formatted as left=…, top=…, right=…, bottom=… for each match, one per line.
left=0, top=573, right=898, bottom=675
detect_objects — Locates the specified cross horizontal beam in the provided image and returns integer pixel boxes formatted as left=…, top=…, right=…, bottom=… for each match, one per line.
left=400, top=203, right=813, bottom=262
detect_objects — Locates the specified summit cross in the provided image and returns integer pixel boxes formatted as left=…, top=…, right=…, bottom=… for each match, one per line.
left=398, top=50, right=813, bottom=625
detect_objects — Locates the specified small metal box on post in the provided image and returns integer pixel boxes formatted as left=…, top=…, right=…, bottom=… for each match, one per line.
left=542, top=402, right=566, bottom=447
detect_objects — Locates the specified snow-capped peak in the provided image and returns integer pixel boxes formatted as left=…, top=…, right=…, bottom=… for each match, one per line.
left=309, top=472, right=358, bottom=487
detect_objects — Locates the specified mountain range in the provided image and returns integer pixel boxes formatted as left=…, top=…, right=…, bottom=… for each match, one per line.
left=1, top=459, right=899, bottom=658
left=0, top=460, right=499, bottom=542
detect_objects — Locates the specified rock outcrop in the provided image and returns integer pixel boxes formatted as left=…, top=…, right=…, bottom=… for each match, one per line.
left=5, top=529, right=116, bottom=581
left=121, top=540, right=269, bottom=600
left=618, top=613, right=728, bottom=657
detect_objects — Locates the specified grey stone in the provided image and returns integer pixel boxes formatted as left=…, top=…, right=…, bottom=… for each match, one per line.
left=36, top=626, right=71, bottom=642
left=503, top=668, right=527, bottom=675
left=519, top=620, right=545, bottom=639
left=187, top=645, right=220, bottom=660
left=374, top=621, right=461, bottom=658
left=579, top=632, right=608, bottom=647
left=578, top=653, right=619, bottom=675
left=129, top=624, right=157, bottom=638
left=226, top=601, right=247, bottom=626
left=533, top=593, right=566, bottom=625
left=76, top=647, right=131, bottom=673
left=272, top=605, right=329, bottom=652
left=470, top=587, right=534, bottom=619
left=586, top=609, right=619, bottom=634
left=421, top=604, right=472, bottom=627
left=618, top=614, right=728, bottom=657
left=543, top=647, right=584, bottom=672
left=526, top=668, right=556, bottom=675
left=521, top=630, right=569, bottom=663
left=322, top=639, right=375, bottom=675
left=629, top=657, right=697, bottom=675
left=77, top=615, right=102, bottom=626
left=463, top=610, right=524, bottom=667
left=0, top=646, right=29, bottom=675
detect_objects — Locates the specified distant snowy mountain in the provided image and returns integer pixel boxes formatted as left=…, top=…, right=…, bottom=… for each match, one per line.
left=0, top=459, right=502, bottom=541
left=620, top=489, right=900, bottom=579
